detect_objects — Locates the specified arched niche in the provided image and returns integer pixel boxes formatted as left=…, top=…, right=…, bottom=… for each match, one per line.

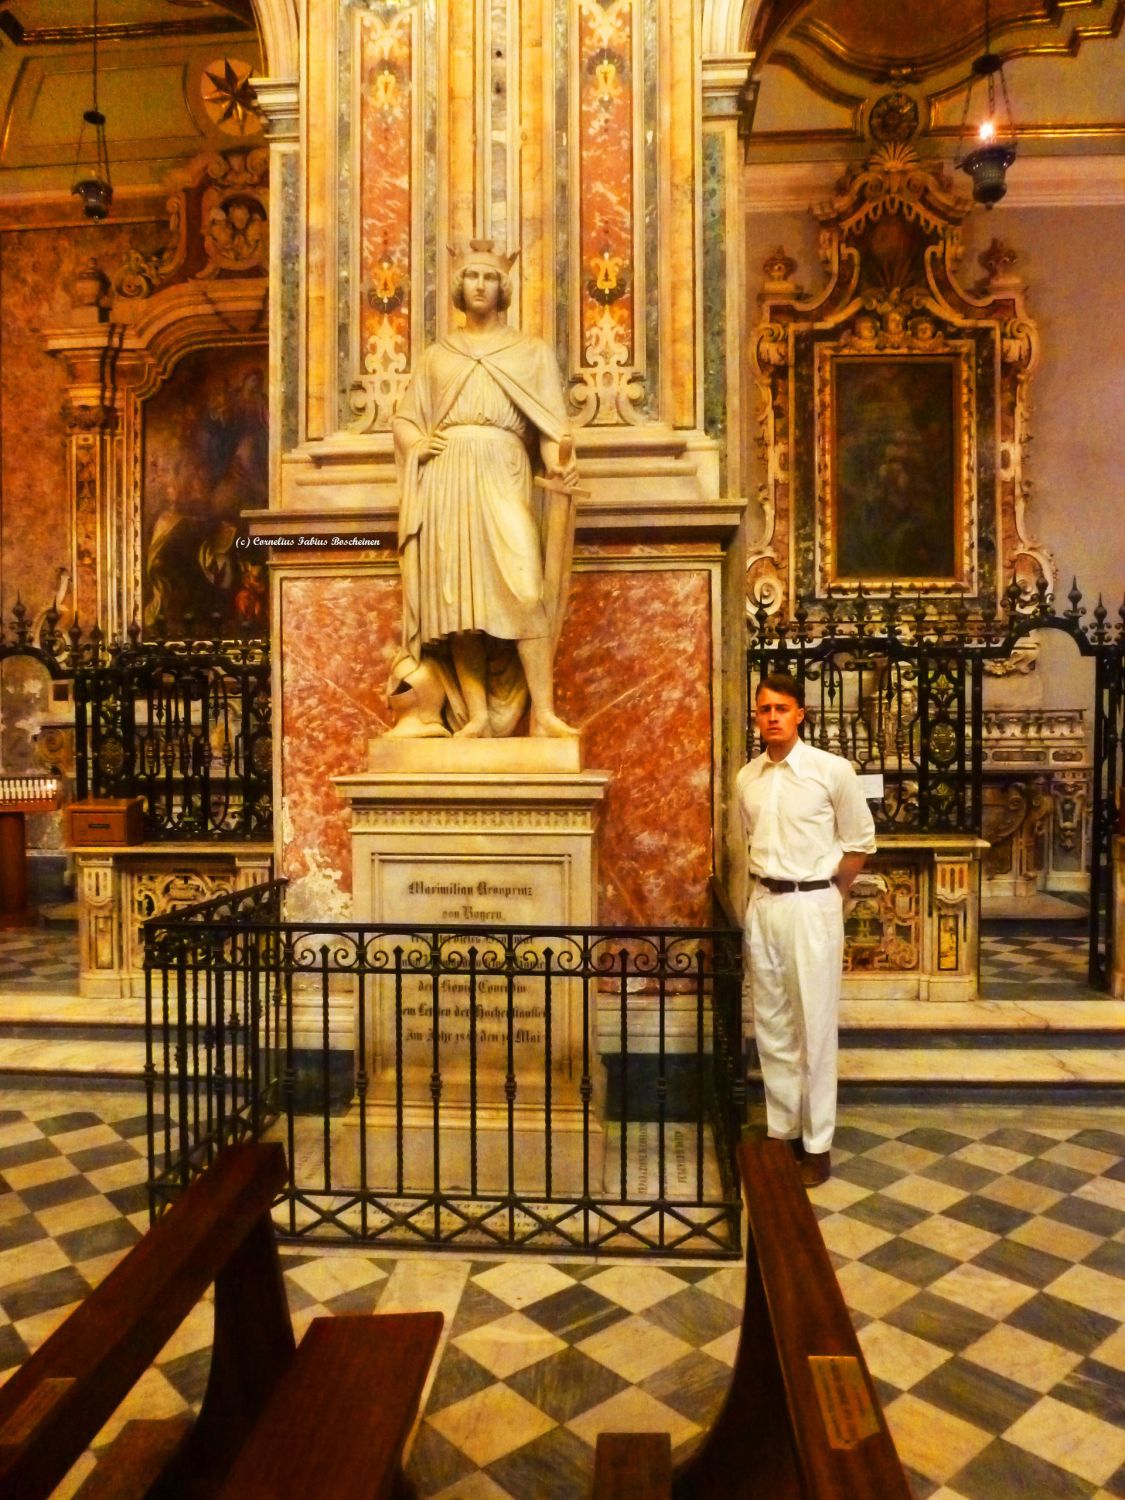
left=44, top=149, right=270, bottom=639
left=249, top=0, right=300, bottom=82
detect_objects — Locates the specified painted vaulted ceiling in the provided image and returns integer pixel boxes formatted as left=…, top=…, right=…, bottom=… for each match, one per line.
left=0, top=0, right=1120, bottom=200
left=746, top=0, right=1124, bottom=155
left=0, top=0, right=262, bottom=199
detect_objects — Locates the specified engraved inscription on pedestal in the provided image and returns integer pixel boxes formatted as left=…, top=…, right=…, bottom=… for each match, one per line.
left=369, top=855, right=576, bottom=1109
left=336, top=762, right=610, bottom=1193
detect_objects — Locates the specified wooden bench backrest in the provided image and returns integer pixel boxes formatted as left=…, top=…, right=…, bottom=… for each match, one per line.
left=673, top=1137, right=912, bottom=1499
left=0, top=1144, right=289, bottom=1500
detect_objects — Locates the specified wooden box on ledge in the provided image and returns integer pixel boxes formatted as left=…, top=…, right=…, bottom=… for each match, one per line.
left=67, top=798, right=145, bottom=847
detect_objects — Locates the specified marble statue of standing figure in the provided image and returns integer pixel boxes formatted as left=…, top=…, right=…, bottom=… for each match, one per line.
left=386, top=240, right=582, bottom=738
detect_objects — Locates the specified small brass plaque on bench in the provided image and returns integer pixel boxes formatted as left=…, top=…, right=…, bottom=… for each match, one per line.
left=0, top=1376, right=74, bottom=1445
left=808, top=1355, right=879, bottom=1450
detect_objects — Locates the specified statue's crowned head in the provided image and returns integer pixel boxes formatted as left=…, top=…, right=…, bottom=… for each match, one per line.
left=450, top=238, right=518, bottom=312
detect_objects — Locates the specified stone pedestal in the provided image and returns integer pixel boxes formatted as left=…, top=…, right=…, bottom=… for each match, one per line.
left=74, top=845, right=274, bottom=1003
left=336, top=739, right=610, bottom=1194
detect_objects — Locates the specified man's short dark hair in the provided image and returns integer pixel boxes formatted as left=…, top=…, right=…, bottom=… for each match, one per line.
left=756, top=671, right=804, bottom=707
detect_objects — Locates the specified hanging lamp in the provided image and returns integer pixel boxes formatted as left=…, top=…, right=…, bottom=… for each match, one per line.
left=72, top=0, right=113, bottom=221
left=955, top=0, right=1017, bottom=208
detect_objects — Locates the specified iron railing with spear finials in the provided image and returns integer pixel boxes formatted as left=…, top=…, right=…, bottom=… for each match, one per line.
left=0, top=601, right=271, bottom=841
left=747, top=580, right=1125, bottom=989
left=143, top=879, right=746, bottom=1258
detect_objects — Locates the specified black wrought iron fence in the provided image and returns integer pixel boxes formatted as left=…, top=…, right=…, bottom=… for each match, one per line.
left=144, top=881, right=744, bottom=1258
left=748, top=583, right=1125, bottom=987
left=0, top=603, right=270, bottom=840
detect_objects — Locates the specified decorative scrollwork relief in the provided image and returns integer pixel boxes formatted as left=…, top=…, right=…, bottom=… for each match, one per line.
left=568, top=308, right=647, bottom=426
left=349, top=317, right=411, bottom=433
left=843, top=865, right=920, bottom=972
left=132, top=870, right=236, bottom=921
left=750, top=143, right=1050, bottom=618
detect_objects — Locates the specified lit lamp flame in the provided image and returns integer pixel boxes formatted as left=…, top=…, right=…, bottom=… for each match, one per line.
left=955, top=0, right=1017, bottom=208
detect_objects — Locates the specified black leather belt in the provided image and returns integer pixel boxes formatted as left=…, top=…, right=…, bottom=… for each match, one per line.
left=754, top=877, right=832, bottom=894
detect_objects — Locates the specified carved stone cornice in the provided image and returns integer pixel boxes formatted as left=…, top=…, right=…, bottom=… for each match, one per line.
left=981, top=708, right=1090, bottom=770
left=253, top=76, right=300, bottom=142
left=701, top=53, right=757, bottom=127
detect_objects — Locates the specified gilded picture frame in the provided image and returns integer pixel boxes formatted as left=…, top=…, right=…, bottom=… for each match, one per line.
left=747, top=144, right=1047, bottom=618
left=819, top=348, right=974, bottom=592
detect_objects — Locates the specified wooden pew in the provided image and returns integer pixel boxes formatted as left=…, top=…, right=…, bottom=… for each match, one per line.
left=0, top=1143, right=442, bottom=1500
left=593, top=1137, right=913, bottom=1499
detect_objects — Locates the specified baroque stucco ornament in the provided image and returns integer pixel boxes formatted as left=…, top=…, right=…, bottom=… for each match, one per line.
left=748, top=143, right=1050, bottom=620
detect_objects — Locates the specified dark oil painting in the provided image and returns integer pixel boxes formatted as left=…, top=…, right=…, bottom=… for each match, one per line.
left=141, top=347, right=269, bottom=637
left=833, top=358, right=958, bottom=582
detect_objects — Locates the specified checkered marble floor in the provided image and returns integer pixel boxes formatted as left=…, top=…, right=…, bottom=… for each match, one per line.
left=980, top=924, right=1097, bottom=997
left=0, top=924, right=80, bottom=991
left=1, top=1092, right=1123, bottom=1499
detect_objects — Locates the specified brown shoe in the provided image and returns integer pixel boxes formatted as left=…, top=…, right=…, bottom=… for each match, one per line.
left=799, top=1150, right=831, bottom=1187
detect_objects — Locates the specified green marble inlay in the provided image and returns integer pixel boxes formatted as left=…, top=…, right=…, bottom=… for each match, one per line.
left=553, top=0, right=570, bottom=374
left=702, top=129, right=726, bottom=487
left=641, top=0, right=659, bottom=417
left=336, top=1, right=356, bottom=428
left=280, top=150, right=301, bottom=453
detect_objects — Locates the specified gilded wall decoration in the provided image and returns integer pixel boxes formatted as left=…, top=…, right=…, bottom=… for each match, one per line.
left=112, top=148, right=270, bottom=303
left=843, top=864, right=920, bottom=972
left=0, top=223, right=141, bottom=625
left=749, top=143, right=1049, bottom=617
left=41, top=147, right=270, bottom=639
left=141, top=348, right=269, bottom=636
left=197, top=58, right=264, bottom=138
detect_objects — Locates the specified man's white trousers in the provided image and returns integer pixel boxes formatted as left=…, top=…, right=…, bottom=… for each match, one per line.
left=743, top=885, right=844, bottom=1155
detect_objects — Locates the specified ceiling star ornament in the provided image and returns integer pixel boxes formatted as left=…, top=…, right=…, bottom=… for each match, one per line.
left=201, top=58, right=262, bottom=136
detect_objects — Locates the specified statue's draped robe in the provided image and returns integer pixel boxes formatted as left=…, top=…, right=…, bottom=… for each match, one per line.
left=393, top=328, right=570, bottom=732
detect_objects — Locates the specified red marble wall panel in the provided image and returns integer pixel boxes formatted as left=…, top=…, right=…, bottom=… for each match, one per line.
left=279, top=563, right=714, bottom=928
left=560, top=568, right=713, bottom=928
left=578, top=0, right=635, bottom=360
left=278, top=571, right=402, bottom=910
left=359, top=9, right=413, bottom=380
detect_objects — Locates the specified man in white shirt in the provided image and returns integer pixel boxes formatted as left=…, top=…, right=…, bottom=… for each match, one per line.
left=737, top=672, right=876, bottom=1186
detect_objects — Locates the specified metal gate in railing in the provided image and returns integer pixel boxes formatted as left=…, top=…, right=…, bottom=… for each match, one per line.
left=748, top=585, right=1125, bottom=989
left=144, top=881, right=744, bottom=1258
left=0, top=604, right=271, bottom=841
